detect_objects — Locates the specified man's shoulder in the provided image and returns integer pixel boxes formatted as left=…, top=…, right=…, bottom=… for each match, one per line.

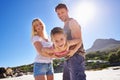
left=69, top=18, right=80, bottom=27
left=69, top=18, right=79, bottom=25
left=69, top=18, right=77, bottom=22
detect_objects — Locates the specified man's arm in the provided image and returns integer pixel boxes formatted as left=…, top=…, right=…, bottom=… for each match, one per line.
left=68, top=19, right=82, bottom=56
left=67, top=39, right=80, bottom=47
left=70, top=19, right=82, bottom=43
left=66, top=42, right=81, bottom=58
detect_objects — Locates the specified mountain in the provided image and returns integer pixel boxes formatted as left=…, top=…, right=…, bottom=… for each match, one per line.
left=86, top=38, right=120, bottom=53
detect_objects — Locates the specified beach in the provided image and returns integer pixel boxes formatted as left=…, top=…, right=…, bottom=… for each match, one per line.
left=0, top=67, right=120, bottom=80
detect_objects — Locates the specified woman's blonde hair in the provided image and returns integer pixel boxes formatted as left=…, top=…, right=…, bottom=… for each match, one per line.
left=31, top=18, right=48, bottom=39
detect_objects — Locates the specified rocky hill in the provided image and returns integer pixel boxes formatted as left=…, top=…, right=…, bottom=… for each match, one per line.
left=86, top=38, right=120, bottom=53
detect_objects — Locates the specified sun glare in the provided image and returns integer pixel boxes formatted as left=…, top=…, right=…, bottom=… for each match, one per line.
left=70, top=2, right=96, bottom=27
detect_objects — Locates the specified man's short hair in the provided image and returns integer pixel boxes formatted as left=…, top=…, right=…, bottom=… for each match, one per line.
left=55, top=3, right=68, bottom=12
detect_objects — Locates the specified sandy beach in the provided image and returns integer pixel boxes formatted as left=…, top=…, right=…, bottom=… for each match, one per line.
left=0, top=67, right=120, bottom=80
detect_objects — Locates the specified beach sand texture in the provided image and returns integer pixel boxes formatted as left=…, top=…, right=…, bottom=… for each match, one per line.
left=0, top=67, right=120, bottom=80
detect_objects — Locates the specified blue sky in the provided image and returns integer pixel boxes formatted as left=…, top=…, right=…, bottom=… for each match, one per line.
left=0, top=0, right=120, bottom=67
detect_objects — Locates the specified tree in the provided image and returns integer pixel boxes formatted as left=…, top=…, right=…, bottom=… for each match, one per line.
left=108, top=52, right=118, bottom=63
left=116, top=49, right=120, bottom=62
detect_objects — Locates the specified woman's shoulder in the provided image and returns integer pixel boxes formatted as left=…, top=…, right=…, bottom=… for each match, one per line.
left=32, top=35, right=43, bottom=43
left=32, top=35, right=39, bottom=39
left=32, top=35, right=43, bottom=39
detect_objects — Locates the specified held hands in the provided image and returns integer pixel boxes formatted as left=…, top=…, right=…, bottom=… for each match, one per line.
left=53, top=50, right=75, bottom=58
left=54, top=53, right=68, bottom=58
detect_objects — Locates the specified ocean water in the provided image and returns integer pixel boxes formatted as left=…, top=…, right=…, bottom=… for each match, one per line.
left=0, top=67, right=120, bottom=80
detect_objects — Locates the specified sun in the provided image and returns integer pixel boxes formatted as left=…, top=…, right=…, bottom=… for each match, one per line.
left=70, top=2, right=96, bottom=27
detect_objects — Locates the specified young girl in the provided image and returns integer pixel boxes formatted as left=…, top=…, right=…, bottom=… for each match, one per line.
left=31, top=18, right=54, bottom=80
left=41, top=27, right=81, bottom=58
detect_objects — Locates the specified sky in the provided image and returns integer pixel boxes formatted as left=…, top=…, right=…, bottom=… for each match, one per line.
left=0, top=0, right=120, bottom=67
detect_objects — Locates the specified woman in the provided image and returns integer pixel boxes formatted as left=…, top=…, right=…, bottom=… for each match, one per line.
left=31, top=18, right=54, bottom=80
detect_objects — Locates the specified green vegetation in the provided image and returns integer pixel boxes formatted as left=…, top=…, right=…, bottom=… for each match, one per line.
left=108, top=49, right=120, bottom=64
left=86, top=48, right=120, bottom=70
left=12, top=64, right=33, bottom=73
left=53, top=58, right=64, bottom=73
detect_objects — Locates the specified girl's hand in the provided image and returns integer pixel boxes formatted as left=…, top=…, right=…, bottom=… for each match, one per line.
left=50, top=54, right=61, bottom=59
left=54, top=50, right=70, bottom=58
left=55, top=54, right=67, bottom=58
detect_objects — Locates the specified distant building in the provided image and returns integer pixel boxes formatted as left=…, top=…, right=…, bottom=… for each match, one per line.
left=87, top=60, right=108, bottom=63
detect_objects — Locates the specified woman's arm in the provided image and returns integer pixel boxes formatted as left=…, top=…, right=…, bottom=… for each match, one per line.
left=34, top=41, right=53, bottom=57
left=41, top=48, right=62, bottom=58
left=41, top=47, right=54, bottom=56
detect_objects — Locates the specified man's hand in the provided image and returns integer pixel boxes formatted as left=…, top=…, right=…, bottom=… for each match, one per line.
left=79, top=52, right=86, bottom=59
left=66, top=50, right=75, bottom=58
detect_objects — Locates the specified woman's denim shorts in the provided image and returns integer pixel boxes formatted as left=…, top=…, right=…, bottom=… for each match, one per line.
left=33, top=62, right=54, bottom=77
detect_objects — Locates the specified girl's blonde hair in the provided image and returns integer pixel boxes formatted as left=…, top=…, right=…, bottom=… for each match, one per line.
left=31, top=18, right=48, bottom=39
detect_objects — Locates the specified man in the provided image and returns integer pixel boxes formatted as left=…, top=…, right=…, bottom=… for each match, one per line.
left=55, top=3, right=86, bottom=80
